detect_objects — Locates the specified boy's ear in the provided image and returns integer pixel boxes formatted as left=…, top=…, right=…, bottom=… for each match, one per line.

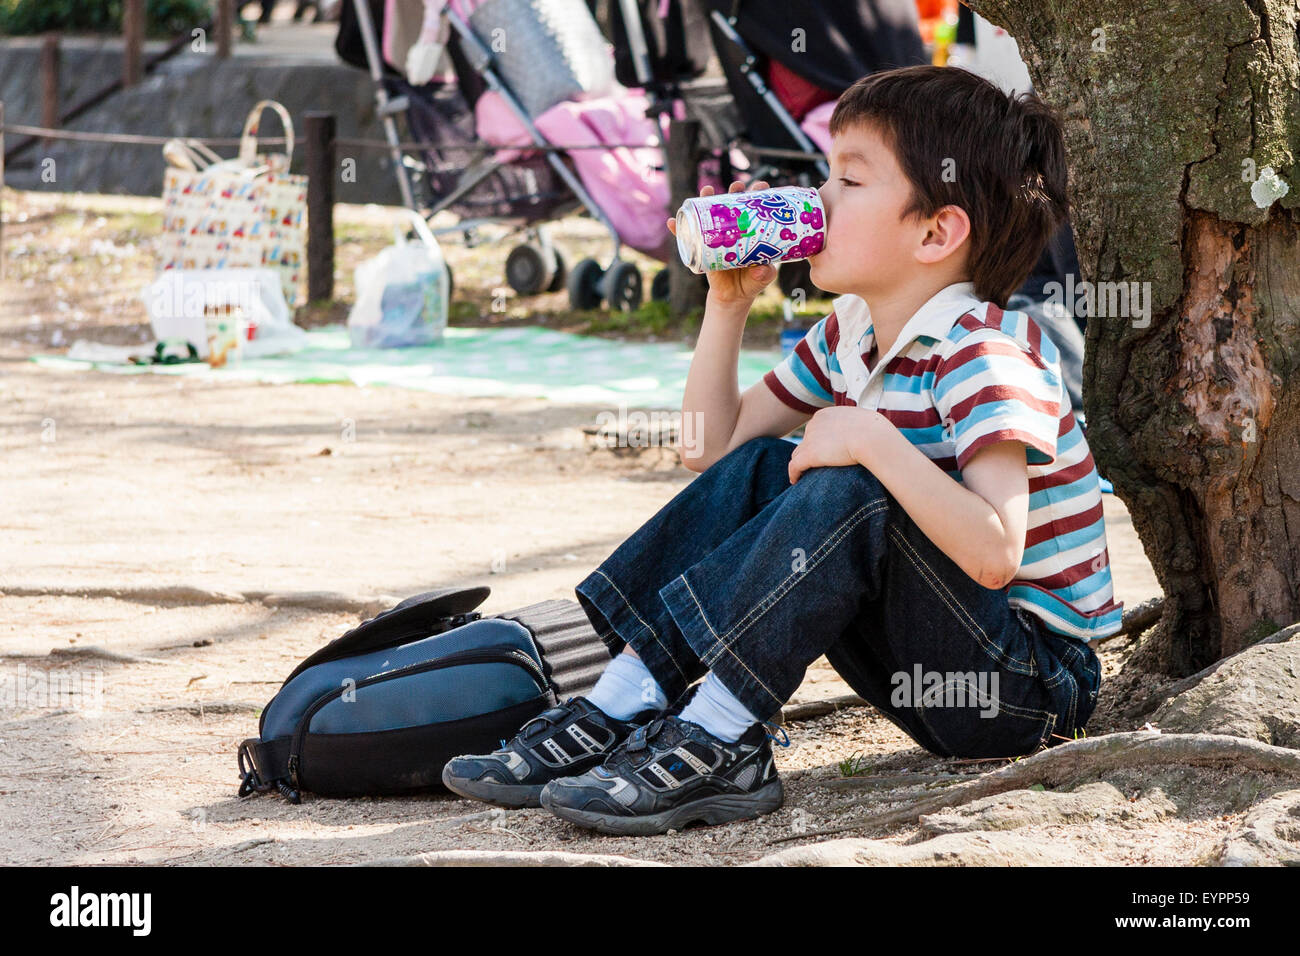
left=915, top=204, right=971, bottom=265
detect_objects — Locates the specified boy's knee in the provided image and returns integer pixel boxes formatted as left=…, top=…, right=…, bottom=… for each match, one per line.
left=743, top=435, right=795, bottom=456
left=713, top=435, right=795, bottom=468
left=793, top=461, right=888, bottom=501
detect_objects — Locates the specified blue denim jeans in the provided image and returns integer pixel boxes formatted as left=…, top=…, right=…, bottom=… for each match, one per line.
left=575, top=436, right=1102, bottom=759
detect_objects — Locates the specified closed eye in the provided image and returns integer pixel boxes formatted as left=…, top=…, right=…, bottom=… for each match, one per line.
left=839, top=178, right=860, bottom=187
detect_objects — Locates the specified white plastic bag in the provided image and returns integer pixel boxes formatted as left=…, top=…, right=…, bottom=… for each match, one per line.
left=348, top=210, right=449, bottom=349
left=142, top=267, right=307, bottom=361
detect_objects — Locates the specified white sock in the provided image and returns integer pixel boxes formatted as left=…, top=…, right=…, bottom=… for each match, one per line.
left=678, top=671, right=760, bottom=742
left=585, top=650, right=668, bottom=720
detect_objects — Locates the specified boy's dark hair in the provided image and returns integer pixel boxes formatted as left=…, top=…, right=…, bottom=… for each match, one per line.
left=829, top=65, right=1068, bottom=306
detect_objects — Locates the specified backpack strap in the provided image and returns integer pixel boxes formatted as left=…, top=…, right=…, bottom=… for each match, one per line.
left=237, top=736, right=299, bottom=802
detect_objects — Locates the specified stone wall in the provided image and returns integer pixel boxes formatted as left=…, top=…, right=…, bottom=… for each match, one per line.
left=1, top=39, right=402, bottom=204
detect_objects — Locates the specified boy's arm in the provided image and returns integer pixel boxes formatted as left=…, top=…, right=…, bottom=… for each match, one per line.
left=680, top=296, right=813, bottom=472
left=850, top=415, right=1030, bottom=590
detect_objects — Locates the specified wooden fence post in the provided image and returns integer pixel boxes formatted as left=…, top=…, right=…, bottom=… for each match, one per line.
left=217, top=0, right=234, bottom=59
left=666, top=118, right=708, bottom=319
left=41, top=35, right=60, bottom=148
left=304, top=112, right=336, bottom=303
left=1, top=102, right=6, bottom=281
left=123, top=0, right=143, bottom=87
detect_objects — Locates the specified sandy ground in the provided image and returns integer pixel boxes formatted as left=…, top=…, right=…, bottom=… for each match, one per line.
left=0, top=189, right=1212, bottom=867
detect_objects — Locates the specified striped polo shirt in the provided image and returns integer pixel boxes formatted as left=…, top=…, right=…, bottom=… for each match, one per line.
left=763, top=281, right=1123, bottom=642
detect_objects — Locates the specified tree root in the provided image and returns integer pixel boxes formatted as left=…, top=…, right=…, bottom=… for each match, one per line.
left=363, top=850, right=669, bottom=867
left=1098, top=596, right=1165, bottom=644
left=1159, top=620, right=1300, bottom=702
left=1112, top=619, right=1300, bottom=723
left=208, top=837, right=277, bottom=859
left=39, top=646, right=167, bottom=665
left=819, top=772, right=968, bottom=792
left=769, top=730, right=1300, bottom=845
left=0, top=585, right=245, bottom=606
left=140, top=700, right=262, bottom=716
left=0, top=583, right=400, bottom=615
left=779, top=694, right=868, bottom=723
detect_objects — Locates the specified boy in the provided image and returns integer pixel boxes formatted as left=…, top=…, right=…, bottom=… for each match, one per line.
left=443, top=65, right=1122, bottom=836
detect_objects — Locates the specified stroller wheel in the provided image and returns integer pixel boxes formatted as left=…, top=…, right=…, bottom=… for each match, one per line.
left=778, top=260, right=825, bottom=300
left=568, top=257, right=606, bottom=311
left=546, top=249, right=568, bottom=294
left=505, top=244, right=555, bottom=297
left=602, top=261, right=643, bottom=313
left=650, top=268, right=670, bottom=303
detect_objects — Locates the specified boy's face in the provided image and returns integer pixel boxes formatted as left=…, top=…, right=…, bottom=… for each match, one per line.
left=808, top=122, right=925, bottom=299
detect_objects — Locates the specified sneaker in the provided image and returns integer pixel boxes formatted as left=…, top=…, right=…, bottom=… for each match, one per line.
left=440, top=696, right=659, bottom=809
left=539, top=714, right=784, bottom=836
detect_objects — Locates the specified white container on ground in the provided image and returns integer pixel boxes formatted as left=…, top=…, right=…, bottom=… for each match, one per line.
left=142, top=267, right=306, bottom=360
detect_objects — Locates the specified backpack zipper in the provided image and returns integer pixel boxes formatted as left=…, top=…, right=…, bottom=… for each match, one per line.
left=268, top=611, right=486, bottom=738
left=286, top=646, right=549, bottom=789
left=279, top=611, right=483, bottom=686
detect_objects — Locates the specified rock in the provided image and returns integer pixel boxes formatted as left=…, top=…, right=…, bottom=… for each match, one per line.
left=1214, top=788, right=1300, bottom=866
left=917, top=782, right=1177, bottom=834
left=1151, top=637, right=1300, bottom=747
left=1104, top=768, right=1268, bottom=816
left=751, top=831, right=1102, bottom=866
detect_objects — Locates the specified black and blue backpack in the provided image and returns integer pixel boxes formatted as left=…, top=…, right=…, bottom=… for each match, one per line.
left=236, top=586, right=609, bottom=802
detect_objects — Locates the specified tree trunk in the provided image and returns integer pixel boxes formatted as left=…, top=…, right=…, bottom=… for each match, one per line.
left=966, top=0, right=1300, bottom=675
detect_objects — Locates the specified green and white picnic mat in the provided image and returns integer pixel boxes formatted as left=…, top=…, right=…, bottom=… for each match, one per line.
left=32, top=325, right=784, bottom=408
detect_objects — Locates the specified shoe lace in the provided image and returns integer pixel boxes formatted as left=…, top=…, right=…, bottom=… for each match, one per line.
left=761, top=720, right=790, bottom=748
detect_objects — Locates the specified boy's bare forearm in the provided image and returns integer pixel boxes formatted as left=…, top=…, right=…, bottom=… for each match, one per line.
left=679, top=294, right=751, bottom=469
left=849, top=414, right=1019, bottom=589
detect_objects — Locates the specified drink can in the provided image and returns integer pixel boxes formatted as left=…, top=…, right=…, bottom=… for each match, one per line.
left=675, top=185, right=826, bottom=274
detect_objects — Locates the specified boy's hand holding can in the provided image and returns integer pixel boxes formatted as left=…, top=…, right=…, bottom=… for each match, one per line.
left=666, top=180, right=781, bottom=307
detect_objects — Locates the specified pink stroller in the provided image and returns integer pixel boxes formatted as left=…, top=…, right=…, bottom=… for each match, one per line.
left=338, top=0, right=674, bottom=311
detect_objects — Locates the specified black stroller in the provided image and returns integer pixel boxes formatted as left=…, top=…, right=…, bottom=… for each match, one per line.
left=699, top=0, right=927, bottom=296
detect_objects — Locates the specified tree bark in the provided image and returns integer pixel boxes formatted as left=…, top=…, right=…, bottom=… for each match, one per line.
left=966, top=0, right=1300, bottom=675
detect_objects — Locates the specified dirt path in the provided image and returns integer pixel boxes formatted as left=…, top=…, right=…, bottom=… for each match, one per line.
left=0, top=189, right=1217, bottom=868
left=0, top=355, right=1177, bottom=866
